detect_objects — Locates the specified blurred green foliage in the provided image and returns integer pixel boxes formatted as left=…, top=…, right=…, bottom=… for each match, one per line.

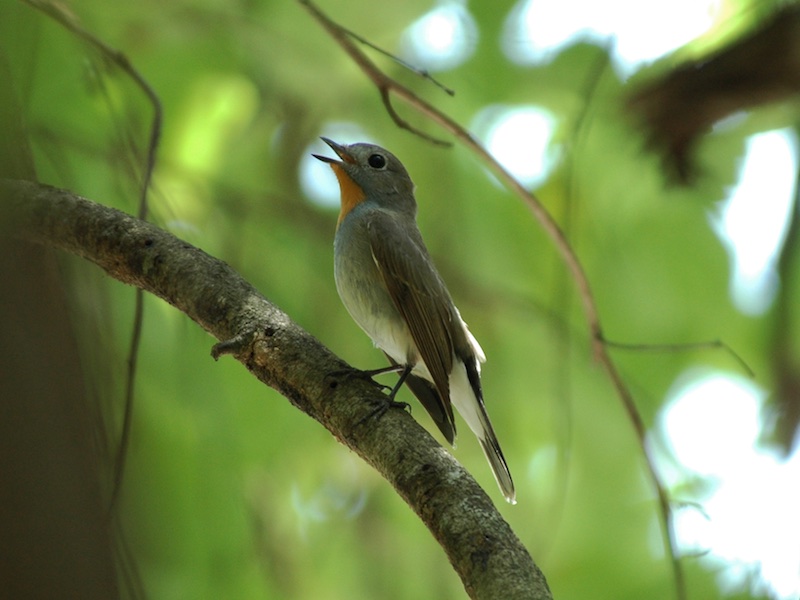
left=1, top=0, right=791, bottom=598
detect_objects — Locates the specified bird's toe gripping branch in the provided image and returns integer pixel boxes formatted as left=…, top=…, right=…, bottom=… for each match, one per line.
left=326, top=363, right=413, bottom=426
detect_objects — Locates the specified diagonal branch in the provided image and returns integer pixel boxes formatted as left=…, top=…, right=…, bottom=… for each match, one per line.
left=301, top=0, right=450, bottom=146
left=1, top=179, right=552, bottom=600
left=299, top=2, right=684, bottom=598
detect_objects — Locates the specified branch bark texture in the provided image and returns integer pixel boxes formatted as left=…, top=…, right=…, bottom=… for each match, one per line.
left=2, top=179, right=552, bottom=600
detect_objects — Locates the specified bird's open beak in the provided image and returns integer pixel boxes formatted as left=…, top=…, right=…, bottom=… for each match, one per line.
left=312, top=137, right=356, bottom=165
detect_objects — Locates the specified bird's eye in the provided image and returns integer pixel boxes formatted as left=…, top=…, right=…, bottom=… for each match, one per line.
left=368, top=153, right=387, bottom=169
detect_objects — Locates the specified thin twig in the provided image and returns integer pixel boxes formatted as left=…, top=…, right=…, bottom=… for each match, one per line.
left=23, top=0, right=163, bottom=515
left=538, top=45, right=613, bottom=559
left=300, top=2, right=686, bottom=598
left=602, top=337, right=755, bottom=379
left=300, top=0, right=451, bottom=146
left=341, top=25, right=456, bottom=96
left=561, top=44, right=689, bottom=598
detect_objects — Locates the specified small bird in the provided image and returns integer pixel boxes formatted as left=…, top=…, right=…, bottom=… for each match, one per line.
left=314, top=138, right=515, bottom=504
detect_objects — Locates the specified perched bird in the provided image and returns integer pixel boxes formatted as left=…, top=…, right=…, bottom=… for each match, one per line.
left=314, top=138, right=515, bottom=504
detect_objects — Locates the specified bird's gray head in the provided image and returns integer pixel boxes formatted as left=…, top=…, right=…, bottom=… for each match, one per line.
left=313, top=138, right=417, bottom=217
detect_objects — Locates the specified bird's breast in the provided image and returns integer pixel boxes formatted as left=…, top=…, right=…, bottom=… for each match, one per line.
left=334, top=221, right=415, bottom=365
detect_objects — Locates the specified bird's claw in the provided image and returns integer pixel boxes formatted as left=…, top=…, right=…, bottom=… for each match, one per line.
left=357, top=395, right=411, bottom=428
left=325, top=365, right=411, bottom=426
left=326, top=367, right=393, bottom=392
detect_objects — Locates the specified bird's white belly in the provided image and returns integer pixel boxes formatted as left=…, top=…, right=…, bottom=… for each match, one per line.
left=353, top=305, right=413, bottom=365
left=336, top=259, right=487, bottom=439
left=335, top=268, right=425, bottom=371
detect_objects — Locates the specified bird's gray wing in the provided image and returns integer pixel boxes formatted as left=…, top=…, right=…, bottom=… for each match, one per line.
left=366, top=212, right=457, bottom=430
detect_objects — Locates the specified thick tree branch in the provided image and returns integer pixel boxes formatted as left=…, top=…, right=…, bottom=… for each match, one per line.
left=1, top=179, right=551, bottom=600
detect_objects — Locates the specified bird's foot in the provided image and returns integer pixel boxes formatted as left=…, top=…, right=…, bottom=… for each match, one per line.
left=326, top=368, right=390, bottom=392
left=326, top=364, right=404, bottom=392
left=357, top=395, right=411, bottom=428
left=326, top=364, right=412, bottom=426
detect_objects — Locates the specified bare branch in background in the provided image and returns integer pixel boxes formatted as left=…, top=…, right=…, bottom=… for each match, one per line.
left=628, top=5, right=800, bottom=183
left=23, top=0, right=164, bottom=511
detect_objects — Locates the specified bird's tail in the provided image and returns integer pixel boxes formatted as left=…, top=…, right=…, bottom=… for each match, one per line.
left=451, top=359, right=516, bottom=504
left=478, top=427, right=516, bottom=505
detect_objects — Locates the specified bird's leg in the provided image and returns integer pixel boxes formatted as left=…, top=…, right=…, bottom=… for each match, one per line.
left=387, top=364, right=412, bottom=401
left=327, top=363, right=405, bottom=392
left=327, top=361, right=412, bottom=422
left=350, top=364, right=413, bottom=428
left=366, top=364, right=412, bottom=415
left=362, top=364, right=408, bottom=380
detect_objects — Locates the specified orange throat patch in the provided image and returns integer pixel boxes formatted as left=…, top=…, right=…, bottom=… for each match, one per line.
left=331, top=164, right=366, bottom=227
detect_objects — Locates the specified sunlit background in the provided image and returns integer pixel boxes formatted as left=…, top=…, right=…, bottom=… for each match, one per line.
left=303, top=1, right=800, bottom=598
left=10, top=0, right=800, bottom=598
